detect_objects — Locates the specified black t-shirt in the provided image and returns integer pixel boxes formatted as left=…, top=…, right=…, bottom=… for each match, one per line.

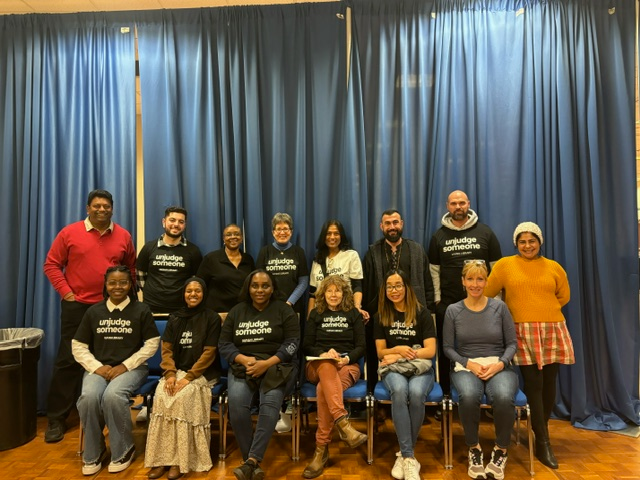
left=74, top=300, right=159, bottom=365
left=373, top=307, right=436, bottom=349
left=256, top=244, right=309, bottom=309
left=163, top=310, right=221, bottom=376
left=219, top=300, right=300, bottom=363
left=303, top=308, right=365, bottom=364
left=428, top=223, right=501, bottom=306
left=137, top=239, right=203, bottom=312
left=196, top=248, right=255, bottom=312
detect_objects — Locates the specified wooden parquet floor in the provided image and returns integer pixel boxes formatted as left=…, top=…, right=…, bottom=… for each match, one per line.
left=0, top=404, right=638, bottom=480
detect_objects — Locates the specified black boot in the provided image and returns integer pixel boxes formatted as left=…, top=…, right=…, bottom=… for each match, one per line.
left=535, top=439, right=558, bottom=469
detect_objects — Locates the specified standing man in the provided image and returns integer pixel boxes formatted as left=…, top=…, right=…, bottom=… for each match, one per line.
left=136, top=206, right=203, bottom=313
left=363, top=209, right=435, bottom=390
left=428, top=190, right=502, bottom=393
left=43, top=189, right=136, bottom=443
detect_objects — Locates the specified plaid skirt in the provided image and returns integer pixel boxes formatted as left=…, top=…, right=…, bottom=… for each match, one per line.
left=514, top=321, right=575, bottom=368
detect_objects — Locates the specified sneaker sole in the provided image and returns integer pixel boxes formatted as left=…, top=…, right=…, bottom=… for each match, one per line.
left=108, top=450, right=135, bottom=473
left=82, top=451, right=106, bottom=476
left=108, top=460, right=133, bottom=473
left=467, top=467, right=487, bottom=480
left=82, top=464, right=102, bottom=476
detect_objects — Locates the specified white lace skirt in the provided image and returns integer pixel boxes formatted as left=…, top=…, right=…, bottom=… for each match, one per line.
left=144, top=371, right=214, bottom=473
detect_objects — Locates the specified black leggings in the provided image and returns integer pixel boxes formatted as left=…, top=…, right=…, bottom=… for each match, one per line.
left=519, top=363, right=559, bottom=441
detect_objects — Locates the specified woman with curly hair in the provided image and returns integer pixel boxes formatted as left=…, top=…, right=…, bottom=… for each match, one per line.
left=302, top=275, right=367, bottom=478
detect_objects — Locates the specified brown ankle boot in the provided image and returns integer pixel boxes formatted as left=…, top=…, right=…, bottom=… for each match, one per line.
left=302, top=444, right=329, bottom=478
left=334, top=416, right=367, bottom=448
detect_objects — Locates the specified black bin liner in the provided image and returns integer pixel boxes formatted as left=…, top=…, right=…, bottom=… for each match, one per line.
left=0, top=328, right=44, bottom=450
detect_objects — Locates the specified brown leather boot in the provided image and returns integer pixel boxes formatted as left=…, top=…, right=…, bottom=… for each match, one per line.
left=334, top=416, right=367, bottom=448
left=302, top=444, right=329, bottom=478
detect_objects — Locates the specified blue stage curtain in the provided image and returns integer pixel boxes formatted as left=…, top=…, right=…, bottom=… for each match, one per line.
left=0, top=13, right=137, bottom=411
left=135, top=3, right=369, bottom=257
left=349, top=0, right=639, bottom=430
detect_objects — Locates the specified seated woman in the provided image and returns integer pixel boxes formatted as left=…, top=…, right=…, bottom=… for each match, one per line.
left=72, top=265, right=160, bottom=476
left=443, top=260, right=518, bottom=480
left=144, top=276, right=221, bottom=479
left=302, top=275, right=367, bottom=479
left=219, top=269, right=300, bottom=480
left=374, top=270, right=436, bottom=480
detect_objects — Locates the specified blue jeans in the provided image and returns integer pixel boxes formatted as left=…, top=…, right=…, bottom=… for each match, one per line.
left=383, top=370, right=434, bottom=458
left=451, top=367, right=518, bottom=448
left=227, top=371, right=296, bottom=463
left=77, top=366, right=148, bottom=464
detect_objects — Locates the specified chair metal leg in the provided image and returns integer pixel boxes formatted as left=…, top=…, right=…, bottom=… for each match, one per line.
left=366, top=394, right=374, bottom=464
left=441, top=398, right=449, bottom=469
left=292, top=393, right=300, bottom=461
left=218, top=394, right=228, bottom=460
left=445, top=399, right=453, bottom=470
left=525, top=404, right=535, bottom=476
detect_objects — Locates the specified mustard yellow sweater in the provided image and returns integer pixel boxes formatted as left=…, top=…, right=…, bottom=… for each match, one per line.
left=484, top=255, right=569, bottom=323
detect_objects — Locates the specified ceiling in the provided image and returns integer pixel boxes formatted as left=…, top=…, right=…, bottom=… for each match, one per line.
left=0, top=0, right=332, bottom=15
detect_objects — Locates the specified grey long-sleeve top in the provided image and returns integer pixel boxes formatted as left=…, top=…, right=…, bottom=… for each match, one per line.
left=443, top=297, right=517, bottom=368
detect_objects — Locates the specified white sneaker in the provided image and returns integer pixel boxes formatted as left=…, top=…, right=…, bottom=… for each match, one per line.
left=275, top=412, right=291, bottom=433
left=468, top=448, right=487, bottom=479
left=135, top=406, right=148, bottom=423
left=108, top=447, right=135, bottom=473
left=485, top=447, right=508, bottom=480
left=402, top=457, right=421, bottom=480
left=391, top=452, right=404, bottom=479
left=82, top=450, right=106, bottom=476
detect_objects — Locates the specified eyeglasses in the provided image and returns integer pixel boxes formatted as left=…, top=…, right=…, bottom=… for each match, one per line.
left=224, top=232, right=242, bottom=238
left=274, top=228, right=291, bottom=233
left=385, top=283, right=405, bottom=292
left=106, top=280, right=130, bottom=287
left=463, top=259, right=486, bottom=266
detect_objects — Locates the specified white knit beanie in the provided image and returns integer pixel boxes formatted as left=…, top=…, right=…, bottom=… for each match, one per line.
left=513, top=221, right=543, bottom=246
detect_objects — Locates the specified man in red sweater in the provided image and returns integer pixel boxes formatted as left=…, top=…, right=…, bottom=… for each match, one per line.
left=43, top=189, right=136, bottom=443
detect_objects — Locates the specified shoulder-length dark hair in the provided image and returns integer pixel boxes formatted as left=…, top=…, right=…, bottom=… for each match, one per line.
left=102, top=265, right=137, bottom=302
left=314, top=275, right=355, bottom=314
left=238, top=268, right=284, bottom=304
left=377, top=269, right=421, bottom=327
left=313, top=219, right=352, bottom=265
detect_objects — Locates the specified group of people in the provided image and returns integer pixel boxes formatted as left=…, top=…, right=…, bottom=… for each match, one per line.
left=42, top=188, right=575, bottom=480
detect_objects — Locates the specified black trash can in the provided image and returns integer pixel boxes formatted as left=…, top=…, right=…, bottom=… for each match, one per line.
left=0, top=328, right=44, bottom=450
